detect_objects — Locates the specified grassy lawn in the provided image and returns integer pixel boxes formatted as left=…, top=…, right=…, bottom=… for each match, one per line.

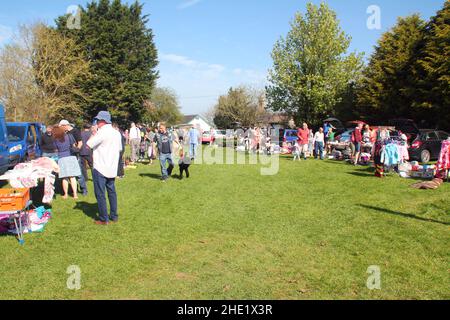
left=0, top=149, right=449, bottom=300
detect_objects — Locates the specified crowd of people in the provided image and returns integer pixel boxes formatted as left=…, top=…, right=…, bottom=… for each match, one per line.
left=289, top=122, right=337, bottom=161
left=124, top=123, right=202, bottom=171
left=38, top=118, right=204, bottom=225
left=34, top=113, right=412, bottom=225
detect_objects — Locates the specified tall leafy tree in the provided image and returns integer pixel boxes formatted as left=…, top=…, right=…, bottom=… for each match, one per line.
left=413, top=1, right=450, bottom=130
left=56, top=0, right=159, bottom=125
left=0, top=23, right=90, bottom=123
left=267, top=2, right=364, bottom=126
left=357, top=15, right=426, bottom=124
left=214, top=86, right=266, bottom=128
left=143, top=87, right=182, bottom=126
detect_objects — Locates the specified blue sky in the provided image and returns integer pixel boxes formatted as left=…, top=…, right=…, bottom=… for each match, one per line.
left=0, top=0, right=445, bottom=115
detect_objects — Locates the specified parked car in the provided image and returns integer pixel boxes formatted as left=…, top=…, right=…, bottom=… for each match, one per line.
left=335, top=129, right=353, bottom=144
left=214, top=130, right=227, bottom=140
left=388, top=118, right=449, bottom=163
left=409, top=130, right=449, bottom=163
left=323, top=118, right=346, bottom=136
left=201, top=131, right=215, bottom=144
left=283, top=129, right=298, bottom=145
left=6, top=122, right=43, bottom=166
left=0, top=105, right=10, bottom=175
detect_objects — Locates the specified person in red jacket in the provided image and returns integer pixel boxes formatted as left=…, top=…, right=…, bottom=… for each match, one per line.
left=297, top=123, right=310, bottom=160
left=351, top=123, right=364, bottom=165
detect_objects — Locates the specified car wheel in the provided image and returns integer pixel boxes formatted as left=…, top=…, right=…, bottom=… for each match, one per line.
left=420, top=149, right=431, bottom=164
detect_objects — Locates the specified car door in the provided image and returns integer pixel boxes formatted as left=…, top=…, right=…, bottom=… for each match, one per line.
left=0, top=106, right=9, bottom=174
left=426, top=132, right=440, bottom=159
left=26, top=125, right=37, bottom=160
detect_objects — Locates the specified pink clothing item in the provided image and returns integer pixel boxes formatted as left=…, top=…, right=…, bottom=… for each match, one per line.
left=435, top=140, right=450, bottom=178
left=29, top=210, right=51, bottom=225
left=398, top=145, right=409, bottom=162
left=0, top=157, right=58, bottom=204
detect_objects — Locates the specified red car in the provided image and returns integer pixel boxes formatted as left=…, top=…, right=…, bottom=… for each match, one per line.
left=201, top=131, right=215, bottom=144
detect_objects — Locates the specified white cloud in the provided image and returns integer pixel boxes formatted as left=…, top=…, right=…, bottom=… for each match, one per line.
left=160, top=53, right=197, bottom=67
left=177, top=0, right=203, bottom=10
left=160, top=53, right=226, bottom=79
left=159, top=53, right=267, bottom=114
left=0, top=25, right=13, bottom=46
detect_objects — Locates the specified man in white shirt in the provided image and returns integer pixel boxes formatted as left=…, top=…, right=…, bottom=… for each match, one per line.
left=87, top=111, right=123, bottom=225
left=314, top=127, right=325, bottom=160
left=129, top=122, right=141, bottom=163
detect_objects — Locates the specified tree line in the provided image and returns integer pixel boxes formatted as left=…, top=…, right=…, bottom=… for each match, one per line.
left=0, top=0, right=447, bottom=130
left=214, top=1, right=449, bottom=130
left=0, top=0, right=182, bottom=127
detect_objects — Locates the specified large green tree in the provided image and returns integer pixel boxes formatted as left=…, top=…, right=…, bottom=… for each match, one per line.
left=56, top=0, right=159, bottom=125
left=267, top=2, right=364, bottom=126
left=357, top=15, right=426, bottom=124
left=214, top=86, right=266, bottom=128
left=143, top=87, right=182, bottom=126
left=413, top=1, right=450, bottom=130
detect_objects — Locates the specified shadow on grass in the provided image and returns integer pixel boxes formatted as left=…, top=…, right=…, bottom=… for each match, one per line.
left=348, top=172, right=374, bottom=178
left=139, top=173, right=162, bottom=180
left=74, top=201, right=99, bottom=221
left=359, top=204, right=449, bottom=226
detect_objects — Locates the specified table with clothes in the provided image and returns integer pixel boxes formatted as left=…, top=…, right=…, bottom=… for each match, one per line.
left=0, top=157, right=59, bottom=204
left=374, top=138, right=409, bottom=177
left=0, top=157, right=58, bottom=244
left=0, top=205, right=52, bottom=244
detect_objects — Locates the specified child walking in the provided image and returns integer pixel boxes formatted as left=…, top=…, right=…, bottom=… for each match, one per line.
left=179, top=150, right=191, bottom=179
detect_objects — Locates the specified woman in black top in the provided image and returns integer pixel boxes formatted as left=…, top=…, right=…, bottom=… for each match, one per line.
left=41, top=125, right=58, bottom=158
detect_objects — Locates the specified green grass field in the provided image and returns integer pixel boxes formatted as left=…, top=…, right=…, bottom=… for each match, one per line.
left=0, top=150, right=449, bottom=300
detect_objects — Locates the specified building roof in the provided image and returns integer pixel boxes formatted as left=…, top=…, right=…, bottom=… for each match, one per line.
left=180, top=114, right=215, bottom=127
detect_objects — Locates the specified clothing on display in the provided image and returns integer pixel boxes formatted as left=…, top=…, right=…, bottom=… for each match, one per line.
left=0, top=158, right=59, bottom=204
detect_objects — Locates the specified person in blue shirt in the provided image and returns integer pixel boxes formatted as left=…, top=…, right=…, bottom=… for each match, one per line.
left=189, top=125, right=200, bottom=160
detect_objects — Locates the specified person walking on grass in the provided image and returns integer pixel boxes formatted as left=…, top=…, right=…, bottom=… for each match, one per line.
left=314, top=127, right=325, bottom=160
left=188, top=125, right=199, bottom=160
left=154, top=123, right=178, bottom=182
left=87, top=111, right=123, bottom=226
left=52, top=126, right=81, bottom=200
left=129, top=122, right=141, bottom=164
left=297, top=123, right=309, bottom=160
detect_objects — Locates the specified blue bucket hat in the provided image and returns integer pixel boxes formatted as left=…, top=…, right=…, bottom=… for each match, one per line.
left=94, top=111, right=112, bottom=124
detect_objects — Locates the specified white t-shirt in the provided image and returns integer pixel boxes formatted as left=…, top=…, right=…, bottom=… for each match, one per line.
left=87, top=124, right=123, bottom=178
left=314, top=132, right=325, bottom=144
left=129, top=126, right=141, bottom=140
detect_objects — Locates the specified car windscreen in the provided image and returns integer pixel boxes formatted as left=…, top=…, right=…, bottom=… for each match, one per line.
left=285, top=131, right=297, bottom=137
left=438, top=131, right=449, bottom=140
left=7, top=126, right=26, bottom=142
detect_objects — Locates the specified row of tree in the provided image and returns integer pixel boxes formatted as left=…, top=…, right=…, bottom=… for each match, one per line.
left=356, top=1, right=449, bottom=130
left=263, top=1, right=449, bottom=130
left=0, top=0, right=182, bottom=126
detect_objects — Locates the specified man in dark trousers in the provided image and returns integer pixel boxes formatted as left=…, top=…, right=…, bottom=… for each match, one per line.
left=154, top=123, right=178, bottom=182
left=87, top=111, right=123, bottom=225
left=80, top=124, right=93, bottom=183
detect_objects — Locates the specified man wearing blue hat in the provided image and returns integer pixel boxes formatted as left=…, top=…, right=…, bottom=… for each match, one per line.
left=87, top=111, right=123, bottom=225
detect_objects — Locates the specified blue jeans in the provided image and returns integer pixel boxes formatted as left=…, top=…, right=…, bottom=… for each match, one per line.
left=315, top=141, right=324, bottom=160
left=159, top=153, right=174, bottom=180
left=42, top=152, right=58, bottom=159
left=92, top=169, right=118, bottom=222
left=78, top=156, right=88, bottom=194
left=190, top=143, right=198, bottom=159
